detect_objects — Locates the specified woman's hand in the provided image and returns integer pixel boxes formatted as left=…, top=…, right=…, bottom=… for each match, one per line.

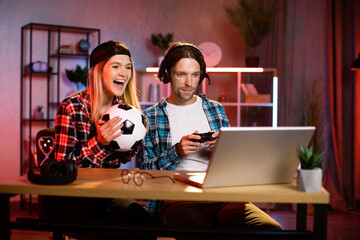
left=96, top=116, right=123, bottom=146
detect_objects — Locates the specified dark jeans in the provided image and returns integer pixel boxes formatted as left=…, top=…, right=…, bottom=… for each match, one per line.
left=39, top=196, right=156, bottom=240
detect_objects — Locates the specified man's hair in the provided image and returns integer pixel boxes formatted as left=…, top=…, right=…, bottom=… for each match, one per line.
left=158, top=42, right=208, bottom=84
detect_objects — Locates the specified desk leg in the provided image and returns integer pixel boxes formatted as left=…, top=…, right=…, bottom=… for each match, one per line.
left=0, top=194, right=11, bottom=240
left=313, top=204, right=327, bottom=240
left=296, top=203, right=307, bottom=232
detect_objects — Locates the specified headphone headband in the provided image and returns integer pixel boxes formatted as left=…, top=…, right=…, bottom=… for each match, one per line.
left=158, top=43, right=210, bottom=85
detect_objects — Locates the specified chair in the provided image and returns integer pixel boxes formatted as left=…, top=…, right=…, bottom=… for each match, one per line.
left=34, top=128, right=64, bottom=239
left=35, top=128, right=157, bottom=239
left=35, top=128, right=55, bottom=166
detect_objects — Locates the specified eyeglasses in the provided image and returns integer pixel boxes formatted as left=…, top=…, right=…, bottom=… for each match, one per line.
left=121, top=169, right=175, bottom=186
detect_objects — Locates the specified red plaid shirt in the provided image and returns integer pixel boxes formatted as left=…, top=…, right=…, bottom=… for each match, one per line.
left=55, top=90, right=133, bottom=168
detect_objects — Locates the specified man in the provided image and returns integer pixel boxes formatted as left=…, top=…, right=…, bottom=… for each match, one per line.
left=139, top=42, right=282, bottom=232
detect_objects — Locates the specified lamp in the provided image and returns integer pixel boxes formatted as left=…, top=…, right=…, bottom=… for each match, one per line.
left=351, top=52, right=360, bottom=70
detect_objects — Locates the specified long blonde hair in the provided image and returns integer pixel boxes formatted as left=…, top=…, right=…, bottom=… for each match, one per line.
left=87, top=56, right=141, bottom=124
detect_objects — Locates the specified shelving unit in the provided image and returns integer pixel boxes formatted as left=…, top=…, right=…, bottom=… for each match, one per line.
left=20, top=23, right=100, bottom=176
left=142, top=67, right=278, bottom=127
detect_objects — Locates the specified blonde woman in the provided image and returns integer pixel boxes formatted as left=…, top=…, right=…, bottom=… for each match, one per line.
left=55, top=40, right=141, bottom=168
left=53, top=41, right=155, bottom=239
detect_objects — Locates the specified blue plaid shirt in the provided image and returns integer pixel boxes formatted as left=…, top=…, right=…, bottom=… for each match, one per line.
left=138, top=94, right=229, bottom=217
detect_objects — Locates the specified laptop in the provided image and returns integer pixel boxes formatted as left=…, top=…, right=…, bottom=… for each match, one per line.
left=174, top=126, right=315, bottom=188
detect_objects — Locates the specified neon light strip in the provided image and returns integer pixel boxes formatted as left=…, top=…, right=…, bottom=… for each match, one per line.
left=145, top=67, right=264, bottom=73
left=272, top=77, right=278, bottom=127
left=207, top=67, right=264, bottom=72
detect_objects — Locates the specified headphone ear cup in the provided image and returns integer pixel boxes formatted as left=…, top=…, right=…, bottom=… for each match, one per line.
left=163, top=68, right=170, bottom=84
left=158, top=60, right=170, bottom=84
left=40, top=159, right=61, bottom=176
left=61, top=160, right=78, bottom=176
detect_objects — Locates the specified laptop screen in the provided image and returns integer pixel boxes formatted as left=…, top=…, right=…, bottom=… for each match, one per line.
left=175, top=127, right=315, bottom=188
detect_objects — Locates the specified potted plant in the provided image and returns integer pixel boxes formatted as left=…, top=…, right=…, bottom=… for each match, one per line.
left=151, top=33, right=174, bottom=65
left=296, top=145, right=324, bottom=192
left=296, top=78, right=325, bottom=193
left=65, top=65, right=89, bottom=90
left=224, top=0, right=280, bottom=67
left=33, top=105, right=44, bottom=119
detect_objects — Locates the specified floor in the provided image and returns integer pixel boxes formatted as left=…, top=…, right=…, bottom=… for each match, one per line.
left=8, top=197, right=360, bottom=240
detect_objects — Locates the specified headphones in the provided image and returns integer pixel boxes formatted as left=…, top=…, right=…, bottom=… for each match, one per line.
left=158, top=44, right=211, bottom=85
left=27, top=128, right=77, bottom=185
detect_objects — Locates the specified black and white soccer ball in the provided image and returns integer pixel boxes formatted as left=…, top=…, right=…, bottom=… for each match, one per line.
left=101, top=104, right=147, bottom=152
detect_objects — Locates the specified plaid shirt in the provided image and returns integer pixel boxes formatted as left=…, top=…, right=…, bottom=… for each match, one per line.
left=138, top=94, right=229, bottom=217
left=55, top=90, right=133, bottom=168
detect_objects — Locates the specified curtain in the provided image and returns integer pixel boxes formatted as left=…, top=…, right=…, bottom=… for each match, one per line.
left=326, top=0, right=360, bottom=210
left=351, top=0, right=360, bottom=203
left=272, top=0, right=359, bottom=211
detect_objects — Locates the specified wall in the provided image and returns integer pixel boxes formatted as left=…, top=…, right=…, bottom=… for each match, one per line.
left=0, top=0, right=252, bottom=182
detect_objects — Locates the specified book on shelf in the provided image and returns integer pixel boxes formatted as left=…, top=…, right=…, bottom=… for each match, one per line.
left=241, top=83, right=271, bottom=103
left=240, top=83, right=249, bottom=95
left=246, top=83, right=258, bottom=95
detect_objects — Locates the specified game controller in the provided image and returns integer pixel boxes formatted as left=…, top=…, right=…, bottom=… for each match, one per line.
left=191, top=132, right=216, bottom=143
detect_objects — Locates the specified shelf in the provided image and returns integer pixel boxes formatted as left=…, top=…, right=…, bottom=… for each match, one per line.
left=22, top=72, right=58, bottom=76
left=146, top=67, right=267, bottom=73
left=23, top=23, right=100, bottom=34
left=218, top=102, right=239, bottom=107
left=240, top=103, right=273, bottom=107
left=217, top=102, right=273, bottom=107
left=20, top=23, right=100, bottom=176
left=22, top=119, right=55, bottom=122
left=140, top=101, right=157, bottom=106
left=50, top=53, right=89, bottom=58
left=141, top=67, right=278, bottom=127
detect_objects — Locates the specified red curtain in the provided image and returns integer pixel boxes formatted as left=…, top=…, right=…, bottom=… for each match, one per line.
left=324, top=0, right=360, bottom=211
left=274, top=0, right=359, bottom=211
left=353, top=1, right=360, bottom=203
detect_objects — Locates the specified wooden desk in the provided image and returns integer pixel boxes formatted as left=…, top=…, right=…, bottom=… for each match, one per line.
left=0, top=168, right=330, bottom=240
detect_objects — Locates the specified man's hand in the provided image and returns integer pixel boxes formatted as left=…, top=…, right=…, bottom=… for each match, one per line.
left=96, top=116, right=123, bottom=146
left=176, top=131, right=201, bottom=157
left=204, top=131, right=220, bottom=151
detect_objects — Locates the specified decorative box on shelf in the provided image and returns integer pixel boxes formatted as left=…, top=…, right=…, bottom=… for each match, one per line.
left=241, top=83, right=271, bottom=103
left=245, top=94, right=271, bottom=103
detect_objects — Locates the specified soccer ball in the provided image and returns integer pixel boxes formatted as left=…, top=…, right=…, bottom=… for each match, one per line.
left=101, top=104, right=147, bottom=152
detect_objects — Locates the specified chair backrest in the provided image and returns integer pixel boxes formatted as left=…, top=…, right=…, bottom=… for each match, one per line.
left=36, top=128, right=55, bottom=166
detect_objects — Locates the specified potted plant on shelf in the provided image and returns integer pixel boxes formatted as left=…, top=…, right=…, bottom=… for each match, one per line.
left=224, top=0, right=280, bottom=67
left=65, top=65, right=89, bottom=90
left=296, top=145, right=324, bottom=192
left=151, top=32, right=174, bottom=65
left=33, top=105, right=44, bottom=119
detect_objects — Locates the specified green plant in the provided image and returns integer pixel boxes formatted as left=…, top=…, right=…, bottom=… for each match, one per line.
left=297, top=145, right=323, bottom=170
left=301, top=79, right=324, bottom=154
left=36, top=105, right=43, bottom=112
left=151, top=33, right=174, bottom=55
left=224, top=0, right=280, bottom=56
left=65, top=65, right=89, bottom=89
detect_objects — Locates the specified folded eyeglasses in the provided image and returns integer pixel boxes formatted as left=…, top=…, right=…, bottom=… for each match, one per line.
left=121, top=169, right=175, bottom=186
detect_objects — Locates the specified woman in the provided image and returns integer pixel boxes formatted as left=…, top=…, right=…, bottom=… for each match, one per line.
left=53, top=41, right=154, bottom=239
left=55, top=40, right=141, bottom=168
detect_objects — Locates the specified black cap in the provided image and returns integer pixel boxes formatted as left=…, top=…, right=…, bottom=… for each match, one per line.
left=90, top=41, right=131, bottom=68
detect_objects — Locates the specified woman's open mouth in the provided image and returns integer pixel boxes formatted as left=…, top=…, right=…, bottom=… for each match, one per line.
left=113, top=79, right=125, bottom=86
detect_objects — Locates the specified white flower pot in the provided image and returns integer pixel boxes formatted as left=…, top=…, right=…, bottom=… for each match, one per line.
left=297, top=167, right=323, bottom=192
